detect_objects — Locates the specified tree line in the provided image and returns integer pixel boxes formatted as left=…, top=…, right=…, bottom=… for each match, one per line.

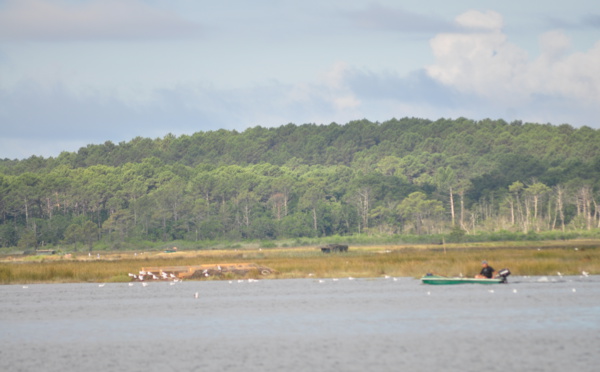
left=1, top=117, right=599, bottom=251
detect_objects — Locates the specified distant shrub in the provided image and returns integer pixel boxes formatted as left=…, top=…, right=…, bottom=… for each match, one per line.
left=260, top=241, right=277, bottom=248
left=446, top=227, right=466, bottom=243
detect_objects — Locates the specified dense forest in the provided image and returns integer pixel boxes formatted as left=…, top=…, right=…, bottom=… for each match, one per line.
left=1, top=117, right=600, bottom=251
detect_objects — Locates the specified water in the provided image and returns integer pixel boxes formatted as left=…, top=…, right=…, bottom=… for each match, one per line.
left=1, top=276, right=599, bottom=372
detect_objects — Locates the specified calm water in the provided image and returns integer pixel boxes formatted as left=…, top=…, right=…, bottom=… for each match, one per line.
left=1, top=276, right=599, bottom=372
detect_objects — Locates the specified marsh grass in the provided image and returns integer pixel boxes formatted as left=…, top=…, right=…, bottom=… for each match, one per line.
left=1, top=241, right=598, bottom=284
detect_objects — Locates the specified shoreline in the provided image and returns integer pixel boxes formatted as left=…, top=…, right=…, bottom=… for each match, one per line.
left=1, top=240, right=598, bottom=285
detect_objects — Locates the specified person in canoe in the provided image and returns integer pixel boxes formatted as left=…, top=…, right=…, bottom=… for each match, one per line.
left=475, top=260, right=496, bottom=279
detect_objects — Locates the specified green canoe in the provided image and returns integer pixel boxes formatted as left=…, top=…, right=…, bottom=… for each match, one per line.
left=421, top=274, right=506, bottom=285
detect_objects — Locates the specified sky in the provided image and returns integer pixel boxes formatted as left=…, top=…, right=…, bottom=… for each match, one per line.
left=1, top=0, right=599, bottom=160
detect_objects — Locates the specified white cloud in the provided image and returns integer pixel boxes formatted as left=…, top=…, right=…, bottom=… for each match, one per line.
left=539, top=30, right=571, bottom=59
left=455, top=10, right=503, bottom=30
left=321, top=62, right=361, bottom=111
left=426, top=10, right=600, bottom=106
left=0, top=0, right=202, bottom=41
left=280, top=62, right=361, bottom=116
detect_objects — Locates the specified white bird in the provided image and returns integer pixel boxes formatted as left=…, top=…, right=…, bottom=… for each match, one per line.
left=427, top=291, right=431, bottom=296
left=384, top=275, right=390, bottom=279
left=169, top=273, right=176, bottom=278
left=128, top=283, right=134, bottom=287
left=139, top=271, right=146, bottom=276
left=513, top=289, right=517, bottom=293
left=488, top=289, right=494, bottom=293
left=142, top=282, right=148, bottom=287
left=332, top=278, right=339, bottom=281
left=348, top=277, right=355, bottom=280
left=128, top=273, right=135, bottom=277
left=98, top=283, right=105, bottom=287
left=557, top=272, right=563, bottom=277
left=22, top=286, right=28, bottom=289
left=169, top=282, right=176, bottom=286
left=582, top=271, right=589, bottom=277
left=138, top=275, right=144, bottom=281
left=393, top=277, right=398, bottom=281
left=318, top=279, right=325, bottom=283
left=194, top=292, right=199, bottom=299
left=152, top=275, right=158, bottom=280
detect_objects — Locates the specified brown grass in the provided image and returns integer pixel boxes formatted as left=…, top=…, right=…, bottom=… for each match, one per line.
left=1, top=240, right=598, bottom=284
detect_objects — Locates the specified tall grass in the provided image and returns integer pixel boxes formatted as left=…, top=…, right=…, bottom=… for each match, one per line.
left=1, top=243, right=598, bottom=284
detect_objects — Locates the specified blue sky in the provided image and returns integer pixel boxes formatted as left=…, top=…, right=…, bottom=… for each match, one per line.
left=1, top=0, right=599, bottom=160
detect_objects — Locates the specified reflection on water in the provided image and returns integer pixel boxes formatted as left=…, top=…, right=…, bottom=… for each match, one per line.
left=1, top=276, right=599, bottom=372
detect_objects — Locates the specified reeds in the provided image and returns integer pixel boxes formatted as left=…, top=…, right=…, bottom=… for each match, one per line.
left=1, top=242, right=598, bottom=284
